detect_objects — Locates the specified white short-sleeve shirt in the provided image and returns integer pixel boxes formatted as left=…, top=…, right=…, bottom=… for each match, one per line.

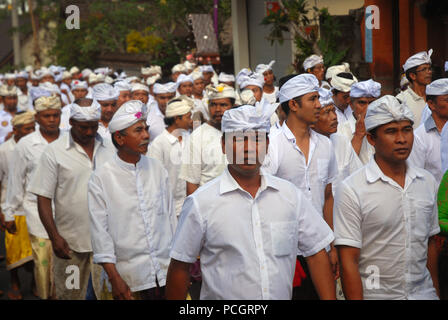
left=0, top=110, right=13, bottom=145
left=0, top=138, right=17, bottom=212
left=334, top=159, right=440, bottom=300
left=147, top=102, right=166, bottom=143
left=170, top=168, right=334, bottom=300
left=396, top=87, right=426, bottom=128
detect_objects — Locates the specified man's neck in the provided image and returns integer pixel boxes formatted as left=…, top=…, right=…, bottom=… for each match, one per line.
left=100, top=120, right=109, bottom=128
left=374, top=155, right=407, bottom=188
left=117, top=149, right=141, bottom=165
left=410, top=82, right=426, bottom=99
left=263, top=84, right=275, bottom=93
left=207, top=120, right=221, bottom=131
left=227, top=165, right=261, bottom=199
left=13, top=135, right=20, bottom=143
left=432, top=113, right=447, bottom=133
left=193, top=93, right=203, bottom=100
left=40, top=128, right=60, bottom=143
left=5, top=107, right=17, bottom=116
left=285, top=116, right=310, bottom=142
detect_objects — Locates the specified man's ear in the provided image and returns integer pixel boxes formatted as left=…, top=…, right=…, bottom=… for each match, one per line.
left=427, top=99, right=436, bottom=113
left=288, top=99, right=298, bottom=113
left=366, top=131, right=376, bottom=147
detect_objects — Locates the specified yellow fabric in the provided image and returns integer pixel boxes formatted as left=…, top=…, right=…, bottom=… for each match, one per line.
left=5, top=215, right=33, bottom=271
left=29, top=234, right=54, bottom=299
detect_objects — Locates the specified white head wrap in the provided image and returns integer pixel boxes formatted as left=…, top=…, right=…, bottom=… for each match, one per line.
left=153, top=82, right=177, bottom=94
left=70, top=100, right=101, bottom=121
left=30, top=72, right=40, bottom=80
left=105, top=76, right=114, bottom=84
left=206, top=84, right=236, bottom=101
left=70, top=66, right=80, bottom=75
left=34, top=95, right=62, bottom=112
left=255, top=60, right=275, bottom=75
left=130, top=83, right=149, bottom=93
left=88, top=73, right=105, bottom=84
left=303, top=54, right=324, bottom=71
left=172, top=64, right=187, bottom=74
left=236, top=68, right=252, bottom=88
left=200, top=65, right=215, bottom=74
left=30, top=87, right=52, bottom=102
left=114, top=81, right=131, bottom=93
left=278, top=74, right=320, bottom=104
left=318, top=88, right=334, bottom=107
left=108, top=100, right=148, bottom=133
left=330, top=73, right=358, bottom=92
left=400, top=75, right=409, bottom=87
left=239, top=89, right=257, bottom=106
left=350, top=79, right=381, bottom=98
left=93, top=83, right=118, bottom=101
left=143, top=65, right=162, bottom=75
left=191, top=71, right=203, bottom=81
left=16, top=71, right=28, bottom=79
left=61, top=71, right=72, bottom=80
left=239, top=72, right=264, bottom=89
left=5, top=73, right=15, bottom=80
left=81, top=68, right=93, bottom=79
left=141, top=67, right=152, bottom=75
left=71, top=80, right=88, bottom=90
left=365, top=95, right=414, bottom=131
left=54, top=74, right=63, bottom=83
left=25, top=65, right=33, bottom=73
left=184, top=61, right=196, bottom=71
left=325, top=63, right=350, bottom=80
left=426, top=78, right=448, bottom=96
left=403, top=49, right=432, bottom=72
left=222, top=98, right=277, bottom=133
left=146, top=74, right=161, bottom=86
left=176, top=74, right=193, bottom=88
left=165, top=95, right=194, bottom=118
left=0, top=85, right=18, bottom=96
left=445, top=61, right=448, bottom=72
left=218, top=72, right=235, bottom=83
left=94, top=67, right=111, bottom=76
left=12, top=110, right=35, bottom=127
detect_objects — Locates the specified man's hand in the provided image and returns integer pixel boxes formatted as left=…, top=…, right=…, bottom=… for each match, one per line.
left=0, top=212, right=6, bottom=231
left=354, top=116, right=366, bottom=138
left=110, top=275, right=133, bottom=300
left=5, top=221, right=16, bottom=234
left=51, top=234, right=72, bottom=259
left=329, top=248, right=340, bottom=280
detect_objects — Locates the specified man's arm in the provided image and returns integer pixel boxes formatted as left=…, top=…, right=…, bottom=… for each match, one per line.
left=37, top=195, right=71, bottom=259
left=101, top=263, right=133, bottom=300
left=186, top=181, right=199, bottom=196
left=337, top=245, right=363, bottom=299
left=166, top=259, right=192, bottom=300
left=427, top=235, right=439, bottom=297
left=351, top=117, right=366, bottom=156
left=305, top=249, right=336, bottom=300
left=323, top=183, right=338, bottom=280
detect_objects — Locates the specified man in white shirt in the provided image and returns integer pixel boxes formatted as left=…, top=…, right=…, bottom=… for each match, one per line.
left=28, top=98, right=113, bottom=300
left=176, top=74, right=194, bottom=98
left=408, top=78, right=448, bottom=184
left=239, top=72, right=264, bottom=102
left=312, top=88, right=362, bottom=195
left=255, top=61, right=279, bottom=104
left=0, top=111, right=35, bottom=300
left=190, top=71, right=208, bottom=122
left=262, top=74, right=338, bottom=299
left=334, top=95, right=440, bottom=300
left=148, top=82, right=177, bottom=143
left=0, top=85, right=18, bottom=144
left=93, top=83, right=119, bottom=149
left=4, top=96, right=62, bottom=300
left=303, top=54, right=327, bottom=88
left=149, top=96, right=193, bottom=217
left=15, top=72, right=31, bottom=112
left=338, top=79, right=381, bottom=165
left=397, top=49, right=433, bottom=128
left=166, top=101, right=336, bottom=300
left=89, top=100, right=176, bottom=300
left=114, top=81, right=132, bottom=108
left=330, top=72, right=358, bottom=125
left=179, top=84, right=235, bottom=195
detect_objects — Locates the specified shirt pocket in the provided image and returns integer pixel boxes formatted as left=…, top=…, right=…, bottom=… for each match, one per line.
left=317, top=158, right=329, bottom=182
left=411, top=199, right=433, bottom=241
left=270, top=221, right=297, bottom=257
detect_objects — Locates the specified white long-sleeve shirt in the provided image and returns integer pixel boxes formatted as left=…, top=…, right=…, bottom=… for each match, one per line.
left=0, top=138, right=17, bottom=213
left=88, top=153, right=176, bottom=292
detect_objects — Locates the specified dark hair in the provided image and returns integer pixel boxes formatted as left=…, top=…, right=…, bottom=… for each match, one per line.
left=426, top=94, right=437, bottom=103
left=368, top=127, right=378, bottom=138
left=111, top=129, right=127, bottom=149
left=279, top=74, right=298, bottom=89
left=280, top=96, right=302, bottom=116
left=332, top=88, right=341, bottom=95
left=405, top=65, right=418, bottom=84
left=335, top=72, right=354, bottom=80
left=74, top=97, right=93, bottom=106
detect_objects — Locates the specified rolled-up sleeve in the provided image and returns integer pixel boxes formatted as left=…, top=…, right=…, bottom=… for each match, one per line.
left=28, top=146, right=58, bottom=199
left=4, top=144, right=28, bottom=221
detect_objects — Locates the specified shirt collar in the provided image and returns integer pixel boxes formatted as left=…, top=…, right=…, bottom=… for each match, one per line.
left=164, top=129, right=188, bottom=145
left=113, top=152, right=143, bottom=171
left=219, top=166, right=281, bottom=196
left=65, top=130, right=105, bottom=150
left=406, top=87, right=424, bottom=101
left=365, top=157, right=425, bottom=184
left=282, top=121, right=318, bottom=144
left=424, top=114, right=437, bottom=132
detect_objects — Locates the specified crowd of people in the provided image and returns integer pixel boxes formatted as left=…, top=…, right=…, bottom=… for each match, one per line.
left=0, top=48, right=447, bottom=300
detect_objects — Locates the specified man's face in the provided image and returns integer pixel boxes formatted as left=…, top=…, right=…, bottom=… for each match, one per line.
left=72, top=88, right=88, bottom=100
left=176, top=112, right=193, bottom=130
left=155, top=92, right=176, bottom=115
left=115, top=120, right=150, bottom=155
left=310, top=63, right=325, bottom=82
left=31, top=79, right=40, bottom=87
left=36, top=109, right=61, bottom=134
left=222, top=131, right=269, bottom=175
left=6, top=79, right=15, bottom=86
left=41, top=75, right=55, bottom=84
left=333, top=91, right=351, bottom=110
left=62, top=78, right=72, bottom=86
left=263, top=69, right=274, bottom=86
left=99, top=99, right=118, bottom=124
left=313, top=104, right=338, bottom=136
left=117, top=90, right=131, bottom=107
left=351, top=97, right=376, bottom=119
left=131, top=90, right=149, bottom=105
left=13, top=121, right=35, bottom=141
left=413, top=63, right=432, bottom=86
left=69, top=119, right=99, bottom=145
left=3, top=95, right=18, bottom=111
left=171, top=72, right=182, bottom=82
left=203, top=72, right=213, bottom=85
left=15, top=78, right=27, bottom=90
left=367, top=120, right=414, bottom=163
left=290, top=91, right=321, bottom=124
left=428, top=94, right=448, bottom=121
left=193, top=78, right=205, bottom=96
left=245, top=85, right=263, bottom=102
left=209, top=98, right=233, bottom=127
left=178, top=82, right=193, bottom=97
